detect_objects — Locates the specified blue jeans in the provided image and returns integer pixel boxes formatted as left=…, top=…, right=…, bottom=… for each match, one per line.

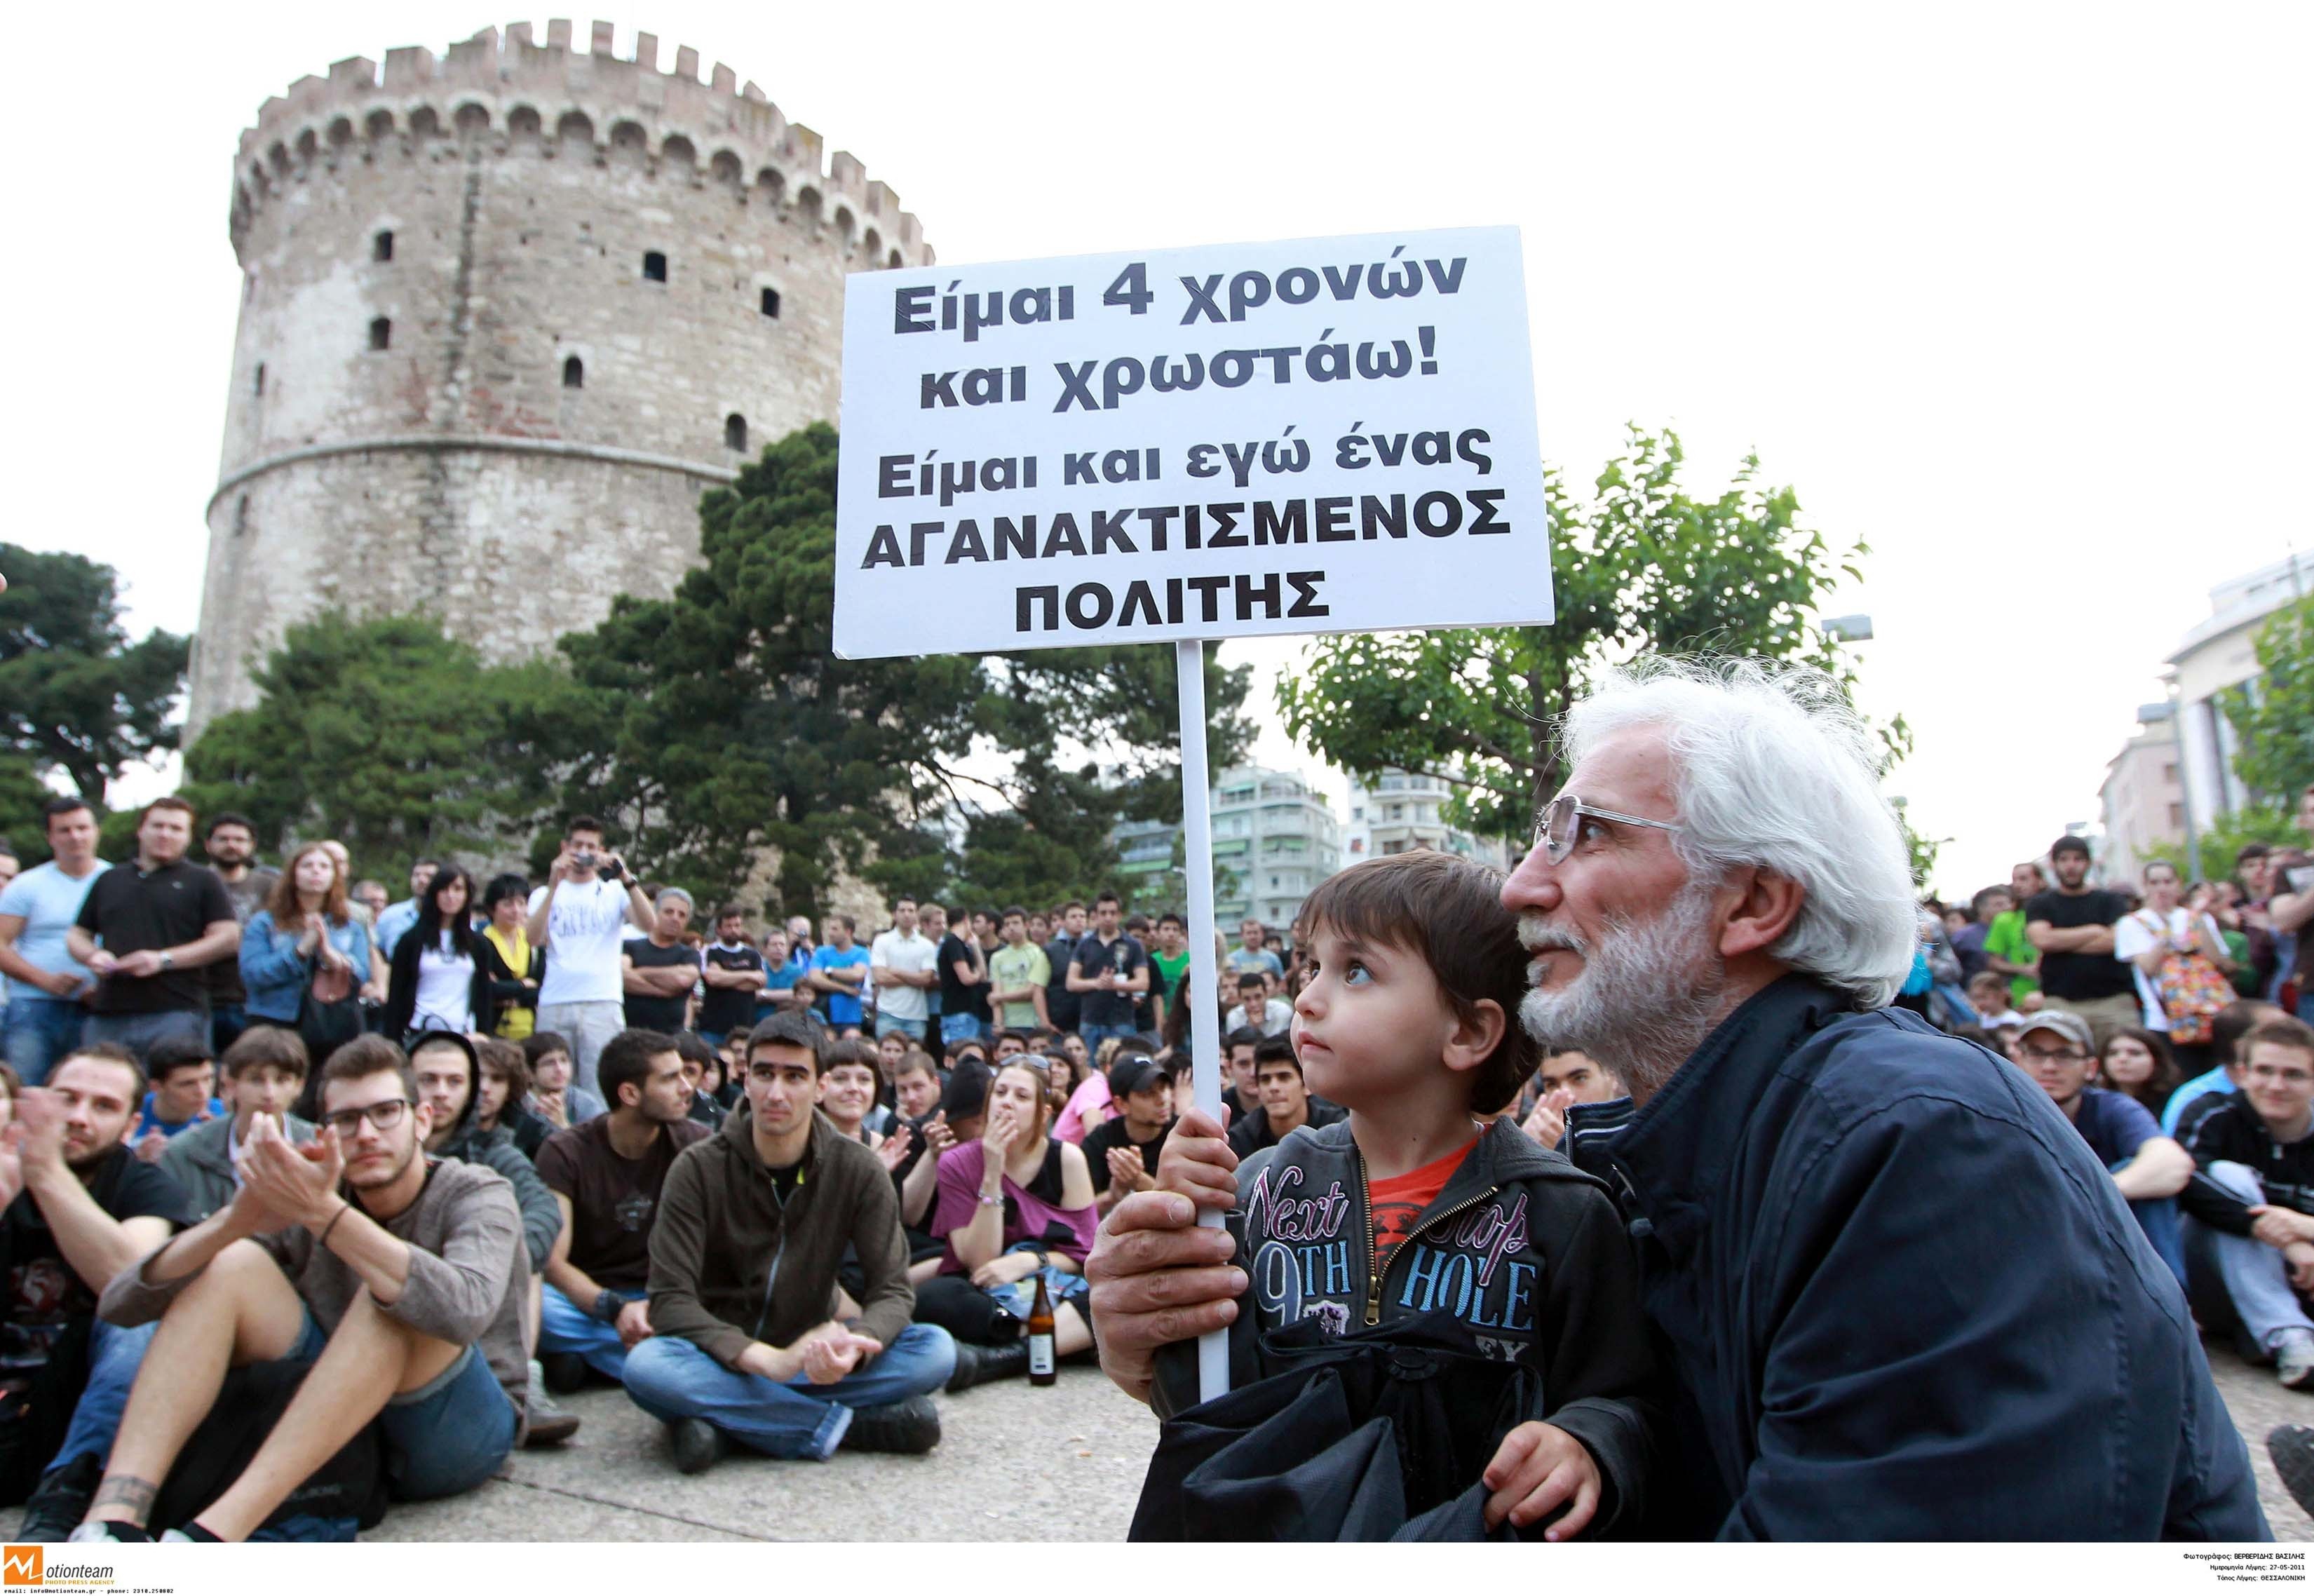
left=539, top=1284, right=644, bottom=1381
left=81, top=1009, right=208, bottom=1060
left=1078, top=1022, right=1137, bottom=1053
left=874, top=1014, right=926, bottom=1042
left=381, top=1342, right=517, bottom=1501
left=621, top=1324, right=956, bottom=1461
left=48, top=1318, right=156, bottom=1472
left=2184, top=1160, right=2314, bottom=1352
left=4, top=996, right=87, bottom=1086
left=2109, top=1157, right=2187, bottom=1290
left=210, top=1003, right=250, bottom=1055
left=940, top=1012, right=987, bottom=1046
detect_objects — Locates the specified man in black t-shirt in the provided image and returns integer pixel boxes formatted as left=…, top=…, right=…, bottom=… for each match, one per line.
left=0, top=1045, right=191, bottom=1533
left=65, top=799, right=240, bottom=1058
left=937, top=908, right=991, bottom=1048
left=1067, top=893, right=1149, bottom=1050
left=536, top=1030, right=706, bottom=1387
left=623, top=890, right=703, bottom=1033
left=696, top=907, right=766, bottom=1045
left=2025, top=834, right=2137, bottom=1050
left=1084, top=1054, right=1177, bottom=1217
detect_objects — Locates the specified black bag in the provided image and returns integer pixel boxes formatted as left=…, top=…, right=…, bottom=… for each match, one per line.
left=150, top=1347, right=386, bottom=1536
left=1129, top=1309, right=1548, bottom=1542
left=297, top=953, right=363, bottom=1066
left=0, top=1320, right=91, bottom=1506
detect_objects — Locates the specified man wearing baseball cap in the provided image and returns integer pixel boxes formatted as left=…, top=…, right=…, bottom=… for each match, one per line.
left=2010, top=1010, right=2191, bottom=1283
left=1082, top=1053, right=1177, bottom=1217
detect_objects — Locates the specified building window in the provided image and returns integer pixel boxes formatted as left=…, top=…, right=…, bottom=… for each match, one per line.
left=643, top=251, right=668, bottom=283
left=252, top=363, right=266, bottom=397
left=562, top=356, right=583, bottom=389
left=724, top=413, right=747, bottom=452
left=2163, top=762, right=2179, bottom=783
left=2170, top=803, right=2186, bottom=829
left=367, top=317, right=391, bottom=351
left=373, top=229, right=393, bottom=262
left=760, top=287, right=781, bottom=318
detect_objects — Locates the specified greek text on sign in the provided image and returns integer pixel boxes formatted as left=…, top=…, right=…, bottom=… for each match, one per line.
left=833, top=226, right=1551, bottom=658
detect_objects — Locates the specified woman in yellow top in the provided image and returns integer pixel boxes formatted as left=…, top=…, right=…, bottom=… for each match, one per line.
left=480, top=872, right=544, bottom=1037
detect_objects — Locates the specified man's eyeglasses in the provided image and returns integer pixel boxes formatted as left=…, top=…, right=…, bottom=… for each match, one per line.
left=2017, top=1046, right=2088, bottom=1064
left=323, top=1098, right=411, bottom=1138
left=1534, top=793, right=1679, bottom=865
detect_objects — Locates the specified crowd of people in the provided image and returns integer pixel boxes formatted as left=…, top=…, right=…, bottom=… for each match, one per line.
left=0, top=743, right=2307, bottom=1539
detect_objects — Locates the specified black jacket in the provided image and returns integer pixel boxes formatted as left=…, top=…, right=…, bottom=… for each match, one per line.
left=475, top=931, right=546, bottom=1035
left=2179, top=1096, right=2314, bottom=1233
left=1153, top=1116, right=1665, bottom=1536
left=1225, top=1095, right=1348, bottom=1158
left=1567, top=975, right=2264, bottom=1541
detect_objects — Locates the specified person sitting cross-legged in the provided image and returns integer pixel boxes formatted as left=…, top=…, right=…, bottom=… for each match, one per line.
left=72, top=1035, right=531, bottom=1542
left=535, top=1029, right=705, bottom=1391
left=620, top=1012, right=957, bottom=1472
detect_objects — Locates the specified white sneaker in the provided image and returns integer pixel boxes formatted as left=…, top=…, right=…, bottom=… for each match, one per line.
left=2273, top=1330, right=2314, bottom=1391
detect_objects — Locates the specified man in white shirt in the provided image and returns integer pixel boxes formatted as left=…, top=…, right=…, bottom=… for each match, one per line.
left=526, top=818, right=654, bottom=1098
left=868, top=896, right=938, bottom=1043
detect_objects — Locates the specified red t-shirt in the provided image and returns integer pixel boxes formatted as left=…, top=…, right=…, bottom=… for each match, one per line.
left=1369, top=1137, right=1478, bottom=1277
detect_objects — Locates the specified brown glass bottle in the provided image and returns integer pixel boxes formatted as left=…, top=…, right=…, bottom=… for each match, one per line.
left=1027, top=1270, right=1057, bottom=1386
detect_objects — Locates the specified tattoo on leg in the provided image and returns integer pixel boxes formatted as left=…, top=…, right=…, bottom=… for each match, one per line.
left=88, top=1475, right=158, bottom=1523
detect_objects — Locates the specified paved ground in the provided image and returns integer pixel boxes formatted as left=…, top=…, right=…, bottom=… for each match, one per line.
left=7, top=1344, right=2310, bottom=1541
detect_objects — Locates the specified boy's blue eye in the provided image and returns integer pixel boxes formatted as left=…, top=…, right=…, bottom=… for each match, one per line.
left=1344, top=961, right=1372, bottom=986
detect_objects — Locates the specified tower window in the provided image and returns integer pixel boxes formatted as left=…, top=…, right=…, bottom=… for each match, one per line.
left=759, top=287, right=780, bottom=318
left=724, top=413, right=747, bottom=452
left=373, top=229, right=393, bottom=262
left=368, top=318, right=391, bottom=351
left=252, top=363, right=266, bottom=397
left=562, top=356, right=583, bottom=390
left=233, top=495, right=250, bottom=536
left=642, top=251, right=668, bottom=283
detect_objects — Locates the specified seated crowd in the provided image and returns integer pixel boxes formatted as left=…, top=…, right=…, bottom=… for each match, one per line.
left=1, top=782, right=2313, bottom=1537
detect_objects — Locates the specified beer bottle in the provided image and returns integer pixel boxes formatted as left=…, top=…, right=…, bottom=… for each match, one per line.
left=1027, top=1270, right=1057, bottom=1386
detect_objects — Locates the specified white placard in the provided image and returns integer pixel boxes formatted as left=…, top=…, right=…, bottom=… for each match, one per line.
left=833, top=226, right=1551, bottom=658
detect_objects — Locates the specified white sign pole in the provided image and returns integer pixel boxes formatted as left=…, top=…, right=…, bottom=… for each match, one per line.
left=1173, top=637, right=1229, bottom=1404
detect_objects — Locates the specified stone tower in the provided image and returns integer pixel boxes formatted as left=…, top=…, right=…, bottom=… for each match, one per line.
left=188, top=20, right=933, bottom=736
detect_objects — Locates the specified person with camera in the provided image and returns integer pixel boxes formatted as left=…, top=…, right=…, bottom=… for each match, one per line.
left=525, top=818, right=654, bottom=1101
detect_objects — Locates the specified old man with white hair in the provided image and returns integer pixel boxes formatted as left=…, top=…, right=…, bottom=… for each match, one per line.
left=1088, top=658, right=2264, bottom=1541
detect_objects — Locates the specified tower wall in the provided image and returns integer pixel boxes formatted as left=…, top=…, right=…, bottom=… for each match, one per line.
left=190, top=21, right=932, bottom=734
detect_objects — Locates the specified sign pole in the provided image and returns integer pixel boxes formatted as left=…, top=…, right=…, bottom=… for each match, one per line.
left=1175, top=637, right=1230, bottom=1404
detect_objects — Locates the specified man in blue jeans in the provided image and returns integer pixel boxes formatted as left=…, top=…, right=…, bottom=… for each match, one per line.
left=624, top=1010, right=955, bottom=1471
left=1, top=1046, right=190, bottom=1539
left=1067, top=891, right=1148, bottom=1054
left=0, top=799, right=110, bottom=1086
left=75, top=1035, right=529, bottom=1541
left=536, top=1029, right=705, bottom=1386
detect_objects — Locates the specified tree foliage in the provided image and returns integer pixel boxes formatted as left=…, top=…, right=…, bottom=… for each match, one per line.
left=2221, top=595, right=2314, bottom=806
left=542, top=424, right=1252, bottom=919
left=0, top=542, right=187, bottom=809
left=1275, top=426, right=1906, bottom=842
left=182, top=614, right=566, bottom=880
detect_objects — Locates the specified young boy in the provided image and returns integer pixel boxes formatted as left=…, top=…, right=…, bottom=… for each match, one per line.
left=1151, top=850, right=1660, bottom=1538
left=130, top=1037, right=224, bottom=1161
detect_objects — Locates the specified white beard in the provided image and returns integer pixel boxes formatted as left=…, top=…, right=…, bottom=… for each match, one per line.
left=1518, top=885, right=1728, bottom=1100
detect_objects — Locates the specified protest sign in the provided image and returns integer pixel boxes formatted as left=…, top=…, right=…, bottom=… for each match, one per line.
left=834, top=226, right=1551, bottom=660
left=836, top=227, right=1548, bottom=1402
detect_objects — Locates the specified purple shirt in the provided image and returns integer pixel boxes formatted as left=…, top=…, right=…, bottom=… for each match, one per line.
left=931, top=1139, right=1096, bottom=1271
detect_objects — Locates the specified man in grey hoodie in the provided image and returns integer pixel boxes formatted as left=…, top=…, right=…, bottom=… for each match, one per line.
left=74, top=1036, right=529, bottom=1541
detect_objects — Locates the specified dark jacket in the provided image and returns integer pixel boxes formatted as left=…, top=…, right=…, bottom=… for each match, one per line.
left=383, top=925, right=493, bottom=1041
left=1224, top=1095, right=1348, bottom=1158
left=647, top=1104, right=914, bottom=1370
left=419, top=1032, right=562, bottom=1271
left=1567, top=974, right=2265, bottom=1541
left=475, top=931, right=546, bottom=1035
left=2178, top=1095, right=2314, bottom=1232
left=1153, top=1116, right=1664, bottom=1536
left=158, top=1112, right=318, bottom=1222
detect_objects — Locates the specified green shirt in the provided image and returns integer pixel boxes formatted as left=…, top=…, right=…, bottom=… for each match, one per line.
left=1151, top=948, right=1193, bottom=1008
left=988, top=942, right=1050, bottom=1029
left=1982, top=910, right=2041, bottom=1002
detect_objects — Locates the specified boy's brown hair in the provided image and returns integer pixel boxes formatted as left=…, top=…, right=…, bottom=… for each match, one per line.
left=318, top=1034, right=417, bottom=1102
left=2243, top=1015, right=2314, bottom=1064
left=221, top=1025, right=310, bottom=1082
left=475, top=1036, right=531, bottom=1101
left=1295, top=851, right=1539, bottom=1114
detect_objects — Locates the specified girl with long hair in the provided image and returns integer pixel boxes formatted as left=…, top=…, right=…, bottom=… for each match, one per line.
left=384, top=865, right=489, bottom=1041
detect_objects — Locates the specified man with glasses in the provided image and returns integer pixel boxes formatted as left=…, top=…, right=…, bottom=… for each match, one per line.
left=2008, top=1010, right=2191, bottom=1284
left=1092, top=658, right=2263, bottom=1538
left=75, top=1035, right=530, bottom=1541
left=2181, top=1015, right=2314, bottom=1391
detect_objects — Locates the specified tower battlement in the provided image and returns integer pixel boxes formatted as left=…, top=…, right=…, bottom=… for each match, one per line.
left=230, top=20, right=930, bottom=269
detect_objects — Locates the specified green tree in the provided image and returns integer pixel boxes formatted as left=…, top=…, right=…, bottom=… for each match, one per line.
left=1276, top=426, right=1905, bottom=843
left=182, top=613, right=565, bottom=879
left=952, top=758, right=1125, bottom=909
left=544, top=425, right=1254, bottom=920
left=2221, top=595, right=2314, bottom=806
left=0, top=543, right=188, bottom=811
left=2146, top=806, right=2301, bottom=887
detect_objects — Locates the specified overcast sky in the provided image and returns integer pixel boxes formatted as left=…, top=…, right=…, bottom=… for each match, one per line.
left=25, top=3, right=2309, bottom=894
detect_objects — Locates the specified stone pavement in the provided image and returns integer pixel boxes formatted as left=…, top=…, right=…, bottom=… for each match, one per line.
left=6, top=1347, right=2309, bottom=1541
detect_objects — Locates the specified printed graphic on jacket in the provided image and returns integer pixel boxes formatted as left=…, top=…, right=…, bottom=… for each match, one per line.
left=1242, top=1160, right=1540, bottom=1361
